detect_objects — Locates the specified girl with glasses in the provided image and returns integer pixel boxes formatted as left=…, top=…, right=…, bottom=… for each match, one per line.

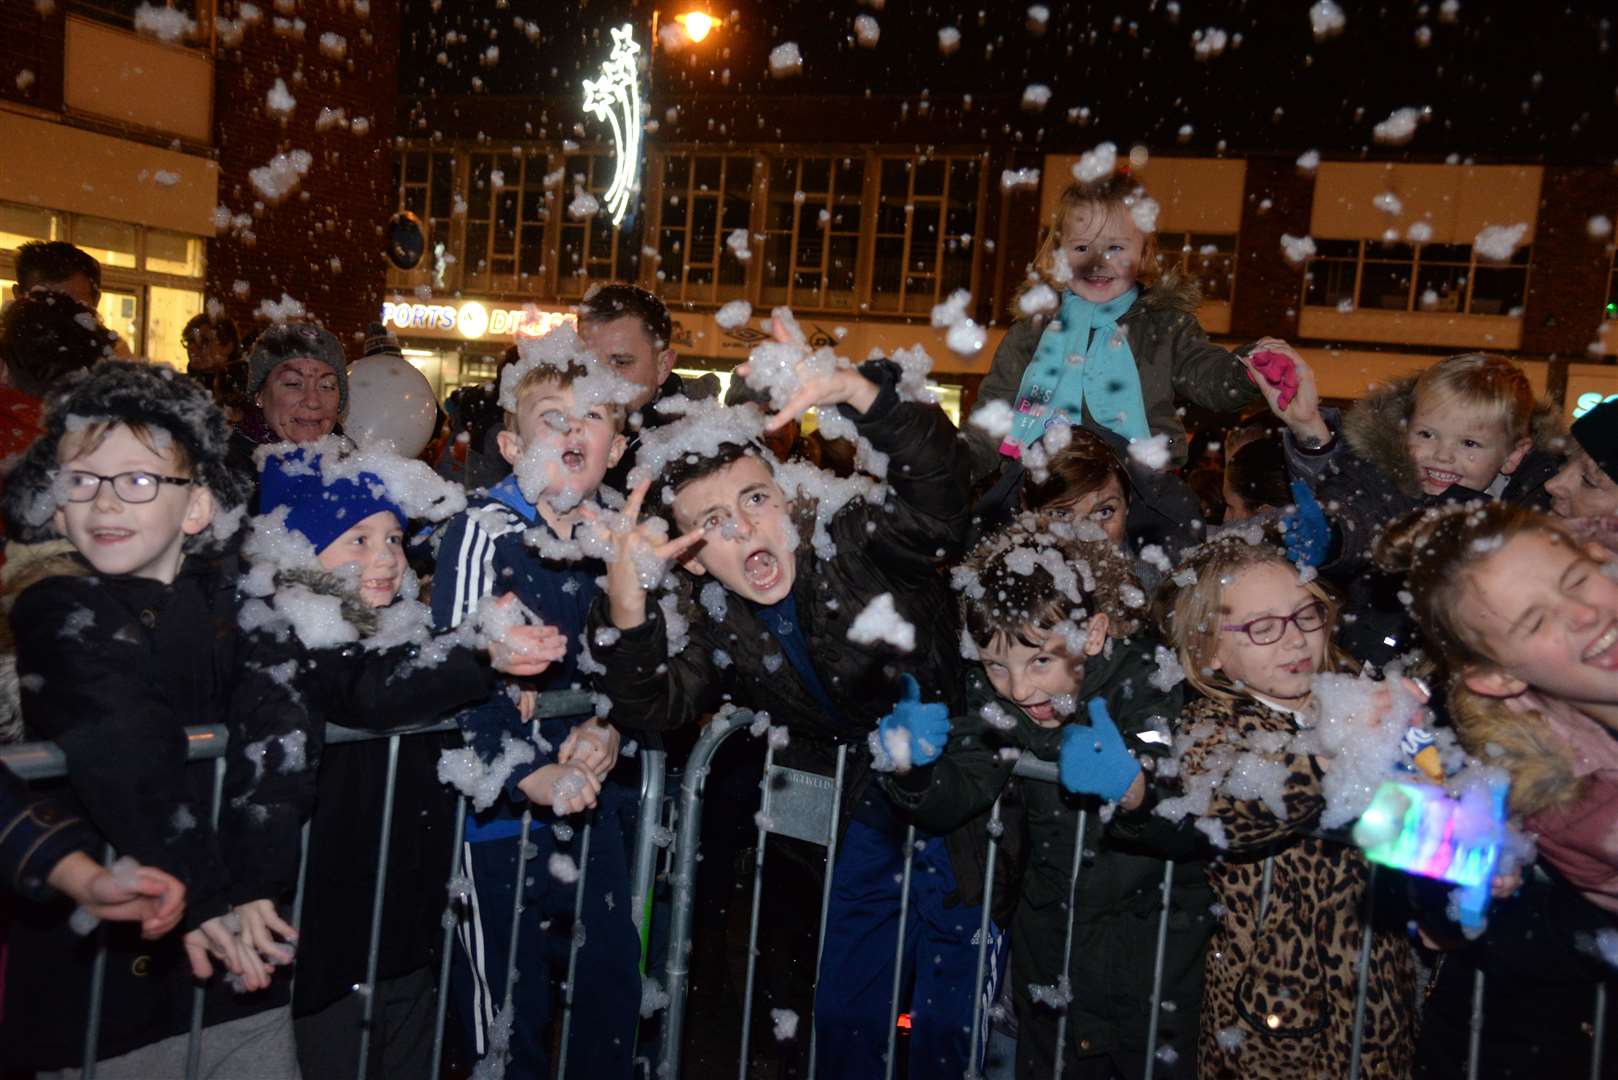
left=1151, top=536, right=1416, bottom=1079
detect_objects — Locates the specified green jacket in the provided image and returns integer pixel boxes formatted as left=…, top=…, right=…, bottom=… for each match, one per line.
left=884, top=634, right=1215, bottom=1064
left=965, top=272, right=1262, bottom=482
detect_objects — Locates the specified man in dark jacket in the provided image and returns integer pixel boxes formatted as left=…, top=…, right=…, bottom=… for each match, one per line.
left=577, top=282, right=691, bottom=493
left=589, top=354, right=985, bottom=1077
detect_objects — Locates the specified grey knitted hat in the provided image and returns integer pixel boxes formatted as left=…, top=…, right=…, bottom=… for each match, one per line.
left=246, top=322, right=348, bottom=412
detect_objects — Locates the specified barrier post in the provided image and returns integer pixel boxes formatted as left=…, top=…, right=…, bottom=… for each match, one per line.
left=632, top=748, right=668, bottom=963
left=881, top=825, right=918, bottom=1080
left=353, top=734, right=402, bottom=1080
left=185, top=752, right=228, bottom=1080
left=1346, top=865, right=1378, bottom=1080
left=78, top=844, right=114, bottom=1080
left=1142, top=860, right=1176, bottom=1080
left=428, top=794, right=469, bottom=1080
left=1466, top=969, right=1485, bottom=1080
left=965, top=797, right=1003, bottom=1073
left=655, top=711, right=749, bottom=1078
left=556, top=819, right=594, bottom=1078
left=1050, top=807, right=1089, bottom=1080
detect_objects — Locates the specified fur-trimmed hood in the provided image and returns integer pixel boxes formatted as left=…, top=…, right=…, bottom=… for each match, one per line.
left=1341, top=376, right=1567, bottom=500
left=1449, top=684, right=1586, bottom=817
left=1128, top=265, right=1204, bottom=319
left=269, top=563, right=380, bottom=639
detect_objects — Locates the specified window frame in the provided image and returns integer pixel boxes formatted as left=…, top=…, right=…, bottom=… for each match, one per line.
left=1301, top=238, right=1532, bottom=317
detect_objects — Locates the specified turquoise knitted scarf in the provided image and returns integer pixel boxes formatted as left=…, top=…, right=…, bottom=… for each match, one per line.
left=1000, top=288, right=1150, bottom=457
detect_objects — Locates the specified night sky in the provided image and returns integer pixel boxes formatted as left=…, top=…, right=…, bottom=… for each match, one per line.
left=400, top=1, right=1617, bottom=162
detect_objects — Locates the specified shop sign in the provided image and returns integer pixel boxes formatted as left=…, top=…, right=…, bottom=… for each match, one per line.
left=380, top=299, right=573, bottom=341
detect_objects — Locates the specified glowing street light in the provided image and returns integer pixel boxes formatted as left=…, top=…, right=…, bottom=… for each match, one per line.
left=673, top=11, right=718, bottom=44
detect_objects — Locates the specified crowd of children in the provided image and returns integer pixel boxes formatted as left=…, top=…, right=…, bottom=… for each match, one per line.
left=0, top=170, right=1615, bottom=1080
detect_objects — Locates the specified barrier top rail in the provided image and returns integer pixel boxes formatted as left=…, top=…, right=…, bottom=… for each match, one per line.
left=0, top=688, right=605, bottom=782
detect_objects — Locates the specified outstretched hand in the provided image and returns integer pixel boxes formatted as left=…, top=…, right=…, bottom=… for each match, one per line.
left=485, top=594, right=569, bottom=676
left=1245, top=340, right=1330, bottom=447
left=593, top=480, right=705, bottom=631
left=875, top=674, right=951, bottom=771
left=1058, top=698, right=1143, bottom=805
left=734, top=315, right=880, bottom=434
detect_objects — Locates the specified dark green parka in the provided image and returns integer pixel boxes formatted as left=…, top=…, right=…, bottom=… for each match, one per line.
left=884, top=633, right=1215, bottom=1075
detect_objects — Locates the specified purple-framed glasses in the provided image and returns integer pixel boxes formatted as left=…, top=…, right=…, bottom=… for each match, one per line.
left=1221, top=600, right=1329, bottom=646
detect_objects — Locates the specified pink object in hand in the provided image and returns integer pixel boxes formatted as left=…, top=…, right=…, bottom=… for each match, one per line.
left=1247, top=350, right=1300, bottom=410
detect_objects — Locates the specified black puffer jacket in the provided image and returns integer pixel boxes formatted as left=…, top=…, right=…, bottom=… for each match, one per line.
left=884, top=636, right=1214, bottom=1071
left=3, top=548, right=309, bottom=1069
left=588, top=359, right=971, bottom=853
left=1298, top=377, right=1562, bottom=666
left=275, top=570, right=494, bottom=1017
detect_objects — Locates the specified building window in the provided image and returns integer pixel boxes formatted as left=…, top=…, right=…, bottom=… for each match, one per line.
left=760, top=155, right=864, bottom=312
left=1303, top=240, right=1529, bottom=316
left=557, top=152, right=627, bottom=299
left=655, top=153, right=754, bottom=305
left=0, top=204, right=60, bottom=250
left=1156, top=232, right=1237, bottom=303
left=464, top=151, right=551, bottom=294
left=391, top=149, right=459, bottom=290
left=0, top=201, right=204, bottom=368
left=867, top=154, right=983, bottom=316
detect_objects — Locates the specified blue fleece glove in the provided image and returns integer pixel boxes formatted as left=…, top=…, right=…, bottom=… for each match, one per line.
left=1058, top=698, right=1142, bottom=802
left=1281, top=478, right=1331, bottom=568
left=876, top=674, right=951, bottom=769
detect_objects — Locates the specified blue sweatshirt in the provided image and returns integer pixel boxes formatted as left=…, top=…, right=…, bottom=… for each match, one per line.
left=430, top=474, right=600, bottom=842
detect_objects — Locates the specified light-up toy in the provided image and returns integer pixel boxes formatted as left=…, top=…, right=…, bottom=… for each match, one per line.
left=1351, top=775, right=1511, bottom=933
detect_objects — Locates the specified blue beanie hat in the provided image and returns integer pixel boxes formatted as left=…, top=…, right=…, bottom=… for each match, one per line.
left=258, top=448, right=407, bottom=554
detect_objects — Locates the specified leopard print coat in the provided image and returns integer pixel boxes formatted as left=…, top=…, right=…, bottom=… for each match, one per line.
left=1174, top=695, right=1416, bottom=1079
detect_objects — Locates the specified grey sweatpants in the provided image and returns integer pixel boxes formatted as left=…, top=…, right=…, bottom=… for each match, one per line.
left=38, top=1004, right=300, bottom=1080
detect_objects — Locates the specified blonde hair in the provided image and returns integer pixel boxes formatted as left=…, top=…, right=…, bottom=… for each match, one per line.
left=56, top=420, right=194, bottom=474
left=1017, top=175, right=1160, bottom=314
left=502, top=363, right=625, bottom=434
left=1411, top=353, right=1535, bottom=441
left=1153, top=535, right=1350, bottom=703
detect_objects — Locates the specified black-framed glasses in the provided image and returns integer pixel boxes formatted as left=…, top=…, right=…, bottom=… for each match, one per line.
left=1221, top=601, right=1329, bottom=646
left=64, top=470, right=192, bottom=505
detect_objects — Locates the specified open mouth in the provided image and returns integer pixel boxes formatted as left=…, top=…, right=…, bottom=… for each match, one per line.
left=362, top=576, right=399, bottom=597
left=1422, top=467, right=1463, bottom=489
left=1584, top=621, right=1618, bottom=669
left=743, top=549, right=782, bottom=592
left=1281, top=657, right=1315, bottom=675
left=561, top=447, right=586, bottom=471
left=89, top=527, right=134, bottom=544
left=1080, top=272, right=1116, bottom=289
left=1021, top=699, right=1055, bottom=724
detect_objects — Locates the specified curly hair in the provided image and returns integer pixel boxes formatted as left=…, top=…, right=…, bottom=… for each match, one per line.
left=958, top=515, right=1144, bottom=650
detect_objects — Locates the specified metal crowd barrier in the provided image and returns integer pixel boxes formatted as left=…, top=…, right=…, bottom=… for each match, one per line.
left=653, top=714, right=1615, bottom=1080
left=11, top=699, right=1618, bottom=1080
left=1, top=687, right=667, bottom=1080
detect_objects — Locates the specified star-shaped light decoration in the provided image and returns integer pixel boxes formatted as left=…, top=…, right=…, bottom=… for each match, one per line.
left=581, top=23, right=644, bottom=227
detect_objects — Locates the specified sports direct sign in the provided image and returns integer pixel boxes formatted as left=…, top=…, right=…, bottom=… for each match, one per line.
left=380, top=299, right=573, bottom=341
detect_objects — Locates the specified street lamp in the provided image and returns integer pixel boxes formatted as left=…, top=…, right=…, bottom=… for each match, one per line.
left=672, top=11, right=719, bottom=44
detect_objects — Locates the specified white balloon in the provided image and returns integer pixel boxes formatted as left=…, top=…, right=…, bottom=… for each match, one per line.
left=343, top=354, right=438, bottom=458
